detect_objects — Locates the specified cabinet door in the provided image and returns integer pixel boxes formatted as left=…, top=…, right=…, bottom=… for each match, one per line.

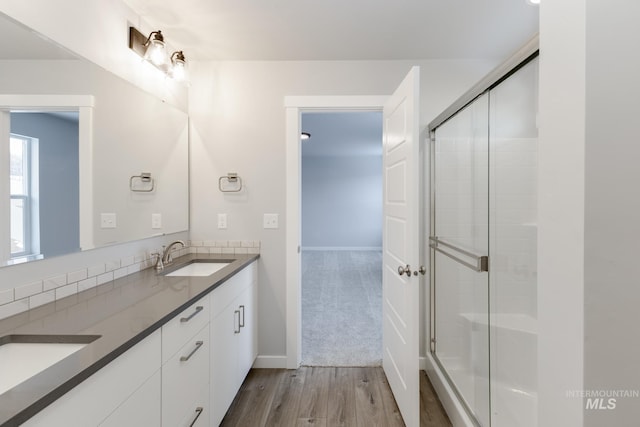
left=210, top=302, right=240, bottom=427
left=163, top=324, right=210, bottom=427
left=23, top=331, right=161, bottom=427
left=99, top=370, right=161, bottom=427
left=237, top=281, right=257, bottom=381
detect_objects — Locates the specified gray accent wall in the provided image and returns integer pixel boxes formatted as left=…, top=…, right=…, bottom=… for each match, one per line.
left=302, top=154, right=382, bottom=249
left=301, top=112, right=382, bottom=249
left=11, top=112, right=80, bottom=258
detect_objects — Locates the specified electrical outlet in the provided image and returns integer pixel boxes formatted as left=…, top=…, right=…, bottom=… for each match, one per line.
left=100, top=213, right=117, bottom=229
left=151, top=213, right=162, bottom=229
left=263, top=213, right=279, bottom=229
left=218, top=213, right=228, bottom=229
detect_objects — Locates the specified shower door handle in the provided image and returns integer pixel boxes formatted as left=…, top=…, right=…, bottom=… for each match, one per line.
left=429, top=236, right=489, bottom=272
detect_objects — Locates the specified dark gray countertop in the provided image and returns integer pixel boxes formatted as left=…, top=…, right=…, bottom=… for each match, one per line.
left=0, top=253, right=259, bottom=427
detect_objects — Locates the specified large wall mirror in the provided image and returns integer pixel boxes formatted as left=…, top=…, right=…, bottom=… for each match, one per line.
left=0, top=12, right=189, bottom=267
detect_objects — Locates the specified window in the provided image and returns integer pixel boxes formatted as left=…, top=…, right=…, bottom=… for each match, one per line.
left=10, top=133, right=37, bottom=258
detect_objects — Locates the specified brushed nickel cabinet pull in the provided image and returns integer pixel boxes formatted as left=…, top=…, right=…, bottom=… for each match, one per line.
left=180, top=306, right=204, bottom=323
left=180, top=341, right=203, bottom=362
left=189, top=407, right=204, bottom=427
left=234, top=310, right=241, bottom=334
left=239, top=305, right=245, bottom=328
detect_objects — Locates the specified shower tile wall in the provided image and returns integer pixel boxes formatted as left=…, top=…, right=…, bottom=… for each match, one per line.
left=488, top=57, right=539, bottom=427
left=490, top=137, right=537, bottom=317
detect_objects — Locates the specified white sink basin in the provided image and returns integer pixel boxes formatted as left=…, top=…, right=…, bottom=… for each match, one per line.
left=0, top=335, right=99, bottom=395
left=165, top=261, right=231, bottom=277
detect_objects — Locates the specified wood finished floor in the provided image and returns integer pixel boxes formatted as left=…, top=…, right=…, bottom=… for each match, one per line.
left=220, top=367, right=452, bottom=427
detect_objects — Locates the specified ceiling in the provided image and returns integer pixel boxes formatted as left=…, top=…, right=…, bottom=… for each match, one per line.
left=122, top=0, right=539, bottom=61
left=301, top=112, right=382, bottom=158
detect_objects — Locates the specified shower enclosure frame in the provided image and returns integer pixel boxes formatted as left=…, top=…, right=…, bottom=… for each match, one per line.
left=426, top=35, right=539, bottom=427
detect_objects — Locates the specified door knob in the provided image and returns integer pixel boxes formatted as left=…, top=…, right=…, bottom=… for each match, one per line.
left=418, top=266, right=426, bottom=275
left=397, top=265, right=411, bottom=277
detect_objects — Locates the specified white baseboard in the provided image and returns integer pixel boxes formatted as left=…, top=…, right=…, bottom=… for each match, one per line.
left=301, top=246, right=382, bottom=251
left=419, top=356, right=427, bottom=371
left=252, top=355, right=288, bottom=369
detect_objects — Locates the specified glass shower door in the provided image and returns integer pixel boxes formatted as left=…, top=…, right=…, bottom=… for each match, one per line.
left=488, top=57, right=539, bottom=427
left=431, top=93, right=491, bottom=426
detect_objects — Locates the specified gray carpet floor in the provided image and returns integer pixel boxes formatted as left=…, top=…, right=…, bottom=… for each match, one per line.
left=301, top=250, right=383, bottom=367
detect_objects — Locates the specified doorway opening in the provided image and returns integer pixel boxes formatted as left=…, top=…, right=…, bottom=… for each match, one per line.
left=284, top=74, right=422, bottom=424
left=300, top=111, right=383, bottom=366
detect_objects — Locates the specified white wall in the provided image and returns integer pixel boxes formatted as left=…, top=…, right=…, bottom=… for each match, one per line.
left=189, top=59, right=497, bottom=357
left=538, top=0, right=586, bottom=425
left=584, top=1, right=640, bottom=425
left=539, top=1, right=640, bottom=424
left=302, top=154, right=382, bottom=249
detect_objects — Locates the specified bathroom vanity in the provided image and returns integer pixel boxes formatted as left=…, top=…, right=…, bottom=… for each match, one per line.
left=0, top=254, right=258, bottom=427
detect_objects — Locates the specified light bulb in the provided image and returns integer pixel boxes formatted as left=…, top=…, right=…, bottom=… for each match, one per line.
left=170, top=51, right=188, bottom=82
left=144, top=31, right=167, bottom=66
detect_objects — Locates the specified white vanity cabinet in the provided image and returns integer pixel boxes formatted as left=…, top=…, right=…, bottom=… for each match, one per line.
left=161, top=297, right=210, bottom=427
left=99, top=370, right=162, bottom=427
left=18, top=258, right=258, bottom=427
left=210, top=261, right=258, bottom=426
left=23, top=330, right=162, bottom=427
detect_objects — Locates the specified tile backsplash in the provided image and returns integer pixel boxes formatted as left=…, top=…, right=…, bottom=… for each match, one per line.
left=0, top=240, right=260, bottom=321
left=188, top=240, right=261, bottom=255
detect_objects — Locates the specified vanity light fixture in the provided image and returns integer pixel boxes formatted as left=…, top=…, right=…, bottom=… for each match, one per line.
left=129, top=27, right=167, bottom=66
left=301, top=132, right=311, bottom=140
left=170, top=51, right=188, bottom=82
left=144, top=31, right=167, bottom=66
left=129, top=26, right=188, bottom=82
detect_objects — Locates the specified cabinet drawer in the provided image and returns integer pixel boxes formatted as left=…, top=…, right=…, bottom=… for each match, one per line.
left=210, top=261, right=256, bottom=318
left=162, top=294, right=210, bottom=363
left=176, top=385, right=209, bottom=427
left=162, top=324, right=210, bottom=427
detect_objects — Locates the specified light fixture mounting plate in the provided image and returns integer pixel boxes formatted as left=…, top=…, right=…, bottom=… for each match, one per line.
left=129, top=26, right=149, bottom=57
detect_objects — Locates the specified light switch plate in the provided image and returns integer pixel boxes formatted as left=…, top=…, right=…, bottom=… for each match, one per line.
left=151, top=213, right=162, bottom=229
left=218, top=213, right=228, bottom=229
left=263, top=213, right=279, bottom=229
left=100, top=213, right=117, bottom=229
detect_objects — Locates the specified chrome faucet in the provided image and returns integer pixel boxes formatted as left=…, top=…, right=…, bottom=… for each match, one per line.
left=162, top=240, right=186, bottom=266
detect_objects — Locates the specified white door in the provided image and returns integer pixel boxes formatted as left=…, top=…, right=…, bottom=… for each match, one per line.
left=382, top=66, right=421, bottom=427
